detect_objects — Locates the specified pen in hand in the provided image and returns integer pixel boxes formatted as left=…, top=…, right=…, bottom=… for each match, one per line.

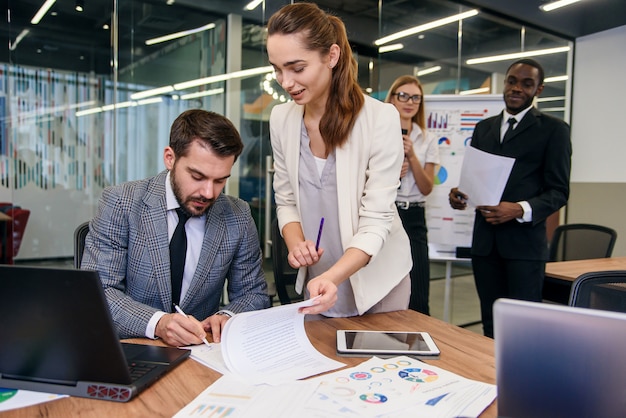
left=315, top=217, right=325, bottom=252
left=173, top=304, right=212, bottom=349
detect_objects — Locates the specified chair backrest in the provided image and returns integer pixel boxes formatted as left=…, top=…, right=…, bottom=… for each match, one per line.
left=4, top=208, right=31, bottom=263
left=74, top=221, right=90, bottom=268
left=548, top=223, right=617, bottom=262
left=569, top=270, right=626, bottom=313
left=270, top=218, right=303, bottom=305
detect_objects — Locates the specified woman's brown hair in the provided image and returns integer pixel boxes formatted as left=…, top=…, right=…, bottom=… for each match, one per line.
left=267, top=2, right=364, bottom=150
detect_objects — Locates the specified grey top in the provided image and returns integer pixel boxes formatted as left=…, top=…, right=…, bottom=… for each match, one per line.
left=298, top=121, right=358, bottom=317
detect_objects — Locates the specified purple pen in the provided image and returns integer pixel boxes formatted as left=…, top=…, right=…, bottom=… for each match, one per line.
left=315, top=217, right=325, bottom=251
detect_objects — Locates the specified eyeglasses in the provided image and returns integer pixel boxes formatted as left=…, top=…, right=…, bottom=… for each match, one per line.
left=393, top=92, right=422, bottom=103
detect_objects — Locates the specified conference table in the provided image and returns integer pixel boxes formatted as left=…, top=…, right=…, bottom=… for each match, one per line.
left=2, top=310, right=496, bottom=417
left=543, top=256, right=626, bottom=304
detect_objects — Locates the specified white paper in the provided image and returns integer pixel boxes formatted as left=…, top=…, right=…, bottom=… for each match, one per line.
left=304, top=356, right=496, bottom=418
left=0, top=388, right=67, bottom=412
left=186, top=297, right=345, bottom=385
left=457, top=146, right=515, bottom=207
left=173, top=375, right=319, bottom=418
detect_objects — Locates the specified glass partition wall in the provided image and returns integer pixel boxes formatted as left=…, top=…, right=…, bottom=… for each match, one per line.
left=1, top=0, right=572, bottom=263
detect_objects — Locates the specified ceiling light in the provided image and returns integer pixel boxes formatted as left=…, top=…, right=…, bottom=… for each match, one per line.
left=540, top=0, right=582, bottom=12
left=9, top=29, right=30, bottom=51
left=180, top=88, right=224, bottom=100
left=466, top=46, right=570, bottom=65
left=145, top=23, right=216, bottom=46
left=31, top=0, right=57, bottom=25
left=130, top=86, right=175, bottom=100
left=244, top=0, right=263, bottom=11
left=378, top=43, right=404, bottom=53
left=459, top=87, right=490, bottom=95
left=416, top=66, right=442, bottom=76
left=544, top=75, right=569, bottom=82
left=75, top=0, right=84, bottom=12
left=536, top=96, right=566, bottom=102
left=173, top=66, right=273, bottom=91
left=375, top=9, right=478, bottom=46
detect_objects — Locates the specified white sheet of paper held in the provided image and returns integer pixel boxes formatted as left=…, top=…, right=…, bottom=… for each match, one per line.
left=458, top=146, right=515, bottom=207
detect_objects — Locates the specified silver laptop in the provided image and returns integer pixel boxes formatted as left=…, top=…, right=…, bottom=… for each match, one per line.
left=494, top=298, right=626, bottom=418
left=0, top=265, right=190, bottom=402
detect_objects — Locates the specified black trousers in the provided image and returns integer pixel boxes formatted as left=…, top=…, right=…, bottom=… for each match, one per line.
left=397, top=205, right=430, bottom=315
left=472, top=248, right=545, bottom=338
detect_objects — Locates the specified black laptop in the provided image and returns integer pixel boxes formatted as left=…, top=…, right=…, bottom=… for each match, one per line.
left=0, top=265, right=190, bottom=402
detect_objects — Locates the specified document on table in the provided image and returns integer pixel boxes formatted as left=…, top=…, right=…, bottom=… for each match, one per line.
left=458, top=145, right=515, bottom=207
left=0, top=388, right=67, bottom=412
left=304, top=355, right=496, bottom=418
left=186, top=297, right=346, bottom=385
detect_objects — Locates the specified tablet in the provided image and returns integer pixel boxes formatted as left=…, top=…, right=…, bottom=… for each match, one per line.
left=336, top=330, right=440, bottom=356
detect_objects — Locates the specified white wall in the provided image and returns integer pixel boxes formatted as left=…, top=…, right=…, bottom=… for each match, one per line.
left=568, top=24, right=626, bottom=257
left=571, top=25, right=626, bottom=183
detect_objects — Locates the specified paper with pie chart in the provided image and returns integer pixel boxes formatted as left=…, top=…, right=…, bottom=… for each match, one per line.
left=305, top=355, right=496, bottom=417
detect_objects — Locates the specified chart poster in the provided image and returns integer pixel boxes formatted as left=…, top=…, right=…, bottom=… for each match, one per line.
left=424, top=95, right=503, bottom=257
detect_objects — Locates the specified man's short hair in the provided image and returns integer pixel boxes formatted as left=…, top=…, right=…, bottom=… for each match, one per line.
left=506, top=58, right=545, bottom=85
left=169, top=109, right=244, bottom=161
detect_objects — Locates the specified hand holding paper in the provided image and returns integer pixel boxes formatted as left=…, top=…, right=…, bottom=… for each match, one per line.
left=457, top=146, right=515, bottom=208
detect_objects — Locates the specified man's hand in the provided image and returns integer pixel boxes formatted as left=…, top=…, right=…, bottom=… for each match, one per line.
left=449, top=187, right=468, bottom=210
left=155, top=313, right=209, bottom=347
left=201, top=314, right=230, bottom=343
left=477, top=201, right=523, bottom=225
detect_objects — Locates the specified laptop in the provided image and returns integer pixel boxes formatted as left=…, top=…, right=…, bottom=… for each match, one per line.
left=0, top=265, right=190, bottom=402
left=494, top=298, right=626, bottom=418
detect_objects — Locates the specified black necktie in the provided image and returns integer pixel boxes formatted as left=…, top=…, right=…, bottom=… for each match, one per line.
left=170, top=207, right=190, bottom=310
left=502, top=117, right=517, bottom=142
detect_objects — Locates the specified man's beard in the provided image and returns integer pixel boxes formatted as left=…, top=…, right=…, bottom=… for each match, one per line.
left=170, top=167, right=214, bottom=217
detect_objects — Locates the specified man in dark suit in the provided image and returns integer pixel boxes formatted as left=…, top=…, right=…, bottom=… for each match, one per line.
left=82, top=109, right=270, bottom=346
left=449, top=59, right=572, bottom=337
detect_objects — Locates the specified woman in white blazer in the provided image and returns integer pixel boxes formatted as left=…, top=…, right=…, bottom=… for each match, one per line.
left=267, top=3, right=412, bottom=317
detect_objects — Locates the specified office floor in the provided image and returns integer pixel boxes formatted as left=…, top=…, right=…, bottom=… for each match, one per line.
left=18, top=257, right=484, bottom=336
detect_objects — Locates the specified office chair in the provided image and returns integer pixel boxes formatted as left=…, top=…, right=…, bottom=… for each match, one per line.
left=270, top=218, right=303, bottom=305
left=74, top=221, right=90, bottom=268
left=569, top=270, right=626, bottom=313
left=2, top=208, right=31, bottom=264
left=548, top=223, right=617, bottom=262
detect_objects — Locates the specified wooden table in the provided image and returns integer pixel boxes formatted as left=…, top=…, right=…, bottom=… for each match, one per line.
left=2, top=310, right=496, bottom=417
left=544, top=256, right=626, bottom=304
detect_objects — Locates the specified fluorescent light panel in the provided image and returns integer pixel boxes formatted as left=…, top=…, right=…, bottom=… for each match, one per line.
left=244, top=0, right=263, bottom=11
left=180, top=88, right=224, bottom=100
left=416, top=66, right=441, bottom=76
left=540, top=0, right=582, bottom=12
left=466, top=46, right=570, bottom=65
left=31, top=0, right=57, bottom=24
left=459, top=87, right=490, bottom=96
left=145, top=23, right=216, bottom=46
left=375, top=9, right=478, bottom=46
left=378, top=43, right=404, bottom=53
left=536, top=96, right=566, bottom=102
left=76, top=98, right=163, bottom=117
left=544, top=75, right=569, bottom=82
left=10, top=29, right=30, bottom=51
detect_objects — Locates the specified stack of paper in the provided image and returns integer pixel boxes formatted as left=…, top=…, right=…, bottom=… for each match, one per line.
left=185, top=297, right=345, bottom=385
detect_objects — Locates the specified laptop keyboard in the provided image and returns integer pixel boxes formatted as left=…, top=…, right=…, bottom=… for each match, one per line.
left=128, top=362, right=157, bottom=381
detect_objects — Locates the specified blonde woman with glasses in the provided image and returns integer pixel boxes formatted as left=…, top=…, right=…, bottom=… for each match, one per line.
left=385, top=75, right=440, bottom=315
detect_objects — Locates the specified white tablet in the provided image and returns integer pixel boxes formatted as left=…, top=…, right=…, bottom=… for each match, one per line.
left=336, top=330, right=440, bottom=356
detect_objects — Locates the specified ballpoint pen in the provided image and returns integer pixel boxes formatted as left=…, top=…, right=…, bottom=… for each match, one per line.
left=173, top=304, right=212, bottom=349
left=315, top=217, right=325, bottom=252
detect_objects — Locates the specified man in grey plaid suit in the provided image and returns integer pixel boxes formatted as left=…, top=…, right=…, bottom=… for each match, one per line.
left=82, top=109, right=270, bottom=346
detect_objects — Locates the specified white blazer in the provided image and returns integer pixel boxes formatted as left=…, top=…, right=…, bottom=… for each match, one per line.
left=270, top=95, right=412, bottom=314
